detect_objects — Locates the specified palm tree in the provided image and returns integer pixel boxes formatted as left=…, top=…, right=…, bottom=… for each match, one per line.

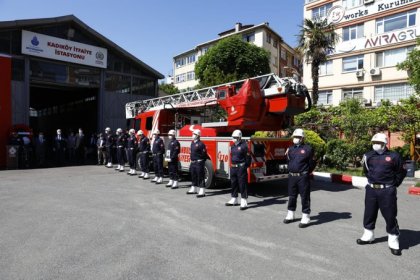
left=298, top=18, right=338, bottom=105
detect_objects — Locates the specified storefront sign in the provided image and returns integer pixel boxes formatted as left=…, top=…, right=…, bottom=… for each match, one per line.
left=327, top=0, right=419, bottom=24
left=21, top=30, right=107, bottom=68
left=333, top=26, right=418, bottom=54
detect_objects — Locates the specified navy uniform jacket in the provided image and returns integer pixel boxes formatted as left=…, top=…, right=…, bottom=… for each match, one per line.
left=54, top=136, right=67, bottom=150
left=190, top=140, right=207, bottom=161
left=116, top=134, right=126, bottom=148
left=168, top=138, right=181, bottom=161
left=138, top=136, right=150, bottom=152
left=363, top=149, right=406, bottom=186
left=286, top=144, right=315, bottom=173
left=152, top=136, right=165, bottom=154
left=105, top=134, right=114, bottom=148
left=127, top=135, right=138, bottom=149
left=231, top=140, right=249, bottom=165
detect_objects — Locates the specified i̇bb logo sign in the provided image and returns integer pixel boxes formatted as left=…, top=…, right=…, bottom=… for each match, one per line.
left=218, top=152, right=229, bottom=162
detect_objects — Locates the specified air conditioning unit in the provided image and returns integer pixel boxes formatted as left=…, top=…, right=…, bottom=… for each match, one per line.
left=363, top=99, right=372, bottom=106
left=370, top=68, right=381, bottom=76
left=356, top=70, right=364, bottom=78
left=364, top=0, right=375, bottom=4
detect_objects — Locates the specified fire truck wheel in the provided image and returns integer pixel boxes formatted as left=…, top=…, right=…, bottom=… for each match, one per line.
left=204, top=160, right=215, bottom=189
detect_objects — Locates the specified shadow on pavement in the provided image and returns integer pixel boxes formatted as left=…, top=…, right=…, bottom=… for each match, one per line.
left=311, top=181, right=356, bottom=192
left=309, top=211, right=352, bottom=226
left=400, top=229, right=420, bottom=250
left=247, top=197, right=287, bottom=209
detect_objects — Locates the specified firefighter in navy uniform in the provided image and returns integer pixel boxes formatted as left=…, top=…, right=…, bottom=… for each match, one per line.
left=225, top=130, right=251, bottom=210
left=115, top=128, right=126, bottom=172
left=357, top=133, right=406, bottom=256
left=137, top=130, right=150, bottom=179
left=104, top=127, right=114, bottom=168
left=151, top=130, right=165, bottom=184
left=187, top=129, right=208, bottom=197
left=283, top=128, right=316, bottom=228
left=126, top=129, right=138, bottom=176
left=165, top=129, right=181, bottom=189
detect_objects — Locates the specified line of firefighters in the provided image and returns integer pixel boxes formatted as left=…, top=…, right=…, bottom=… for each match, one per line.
left=102, top=126, right=407, bottom=256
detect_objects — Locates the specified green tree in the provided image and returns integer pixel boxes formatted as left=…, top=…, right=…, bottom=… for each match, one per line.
left=397, top=37, right=420, bottom=96
left=303, top=129, right=326, bottom=163
left=297, top=18, right=338, bottom=105
left=159, top=83, right=179, bottom=95
left=195, top=36, right=271, bottom=87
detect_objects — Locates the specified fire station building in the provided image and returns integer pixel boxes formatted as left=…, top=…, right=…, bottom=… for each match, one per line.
left=0, top=15, right=163, bottom=168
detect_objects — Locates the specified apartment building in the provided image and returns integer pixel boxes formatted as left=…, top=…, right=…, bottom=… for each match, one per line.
left=173, top=22, right=301, bottom=90
left=303, top=0, right=419, bottom=106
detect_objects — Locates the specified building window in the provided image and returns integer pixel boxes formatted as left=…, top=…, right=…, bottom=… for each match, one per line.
left=175, top=73, right=186, bottom=83
left=375, top=46, right=414, bottom=67
left=343, top=88, right=363, bottom=101
left=376, top=10, right=416, bottom=34
left=312, top=3, right=332, bottom=19
left=293, top=57, right=300, bottom=67
left=187, top=71, right=195, bottom=81
left=318, top=90, right=333, bottom=105
left=342, top=24, right=364, bottom=41
left=187, top=54, right=195, bottom=64
left=273, top=39, right=278, bottom=48
left=281, top=49, right=286, bottom=60
left=175, top=58, right=186, bottom=68
left=374, top=83, right=414, bottom=102
left=342, top=0, right=363, bottom=9
left=266, top=33, right=272, bottom=44
left=342, top=55, right=364, bottom=72
left=243, top=33, right=255, bottom=42
left=319, top=60, right=333, bottom=76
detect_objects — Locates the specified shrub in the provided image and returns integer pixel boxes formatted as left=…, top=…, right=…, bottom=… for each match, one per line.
left=303, top=130, right=326, bottom=162
left=391, top=144, right=411, bottom=160
left=324, top=139, right=352, bottom=170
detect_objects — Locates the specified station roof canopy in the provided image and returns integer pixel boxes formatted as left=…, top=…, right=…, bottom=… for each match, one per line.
left=0, top=14, right=164, bottom=79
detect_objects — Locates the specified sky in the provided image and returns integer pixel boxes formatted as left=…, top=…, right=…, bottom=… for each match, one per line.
left=1, top=0, right=305, bottom=77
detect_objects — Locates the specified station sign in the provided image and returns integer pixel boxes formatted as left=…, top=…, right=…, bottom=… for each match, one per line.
left=21, top=30, right=107, bottom=68
left=327, top=0, right=419, bottom=24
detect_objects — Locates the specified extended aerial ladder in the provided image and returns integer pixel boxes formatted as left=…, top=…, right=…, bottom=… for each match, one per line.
left=125, top=73, right=311, bottom=123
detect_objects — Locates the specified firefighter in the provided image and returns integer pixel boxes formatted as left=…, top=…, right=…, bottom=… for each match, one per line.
left=137, top=130, right=150, bottom=179
left=115, top=128, right=126, bottom=172
left=165, top=129, right=180, bottom=189
left=151, top=129, right=164, bottom=184
left=104, top=127, right=114, bottom=168
left=126, top=128, right=138, bottom=176
left=357, top=133, right=406, bottom=256
left=283, top=128, right=315, bottom=228
left=225, top=130, right=250, bottom=210
left=187, top=129, right=207, bottom=197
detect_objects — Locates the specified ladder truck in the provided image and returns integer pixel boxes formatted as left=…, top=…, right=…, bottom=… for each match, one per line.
left=125, top=73, right=311, bottom=188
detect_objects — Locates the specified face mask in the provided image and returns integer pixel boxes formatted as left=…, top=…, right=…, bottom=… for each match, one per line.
left=169, top=136, right=173, bottom=140
left=232, top=138, right=240, bottom=144
left=192, top=134, right=198, bottom=141
left=372, top=144, right=384, bottom=154
left=79, top=130, right=83, bottom=134
left=57, top=131, right=61, bottom=135
left=293, top=138, right=301, bottom=145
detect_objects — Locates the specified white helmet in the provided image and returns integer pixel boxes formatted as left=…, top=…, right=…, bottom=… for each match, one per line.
left=232, top=130, right=242, bottom=138
left=193, top=129, right=201, bottom=137
left=137, top=130, right=144, bottom=136
left=371, top=133, right=387, bottom=144
left=153, top=129, right=160, bottom=135
left=105, top=127, right=111, bottom=132
left=168, top=129, right=176, bottom=136
left=292, top=128, right=305, bottom=138
left=129, top=128, right=135, bottom=134
left=116, top=128, right=123, bottom=133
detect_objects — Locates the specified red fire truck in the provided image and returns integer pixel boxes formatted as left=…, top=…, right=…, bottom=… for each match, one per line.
left=125, top=73, right=311, bottom=188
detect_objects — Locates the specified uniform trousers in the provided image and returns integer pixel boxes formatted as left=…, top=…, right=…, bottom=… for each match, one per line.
left=190, top=161, right=205, bottom=187
left=117, top=147, right=125, bottom=166
left=230, top=165, right=248, bottom=198
left=363, top=185, right=399, bottom=235
left=105, top=146, right=113, bottom=164
left=139, top=152, right=149, bottom=173
left=287, top=174, right=311, bottom=214
left=153, top=154, right=164, bottom=177
left=127, top=148, right=136, bottom=169
left=168, top=160, right=179, bottom=180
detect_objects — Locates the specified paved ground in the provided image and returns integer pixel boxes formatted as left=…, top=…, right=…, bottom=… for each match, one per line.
left=0, top=166, right=419, bottom=280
